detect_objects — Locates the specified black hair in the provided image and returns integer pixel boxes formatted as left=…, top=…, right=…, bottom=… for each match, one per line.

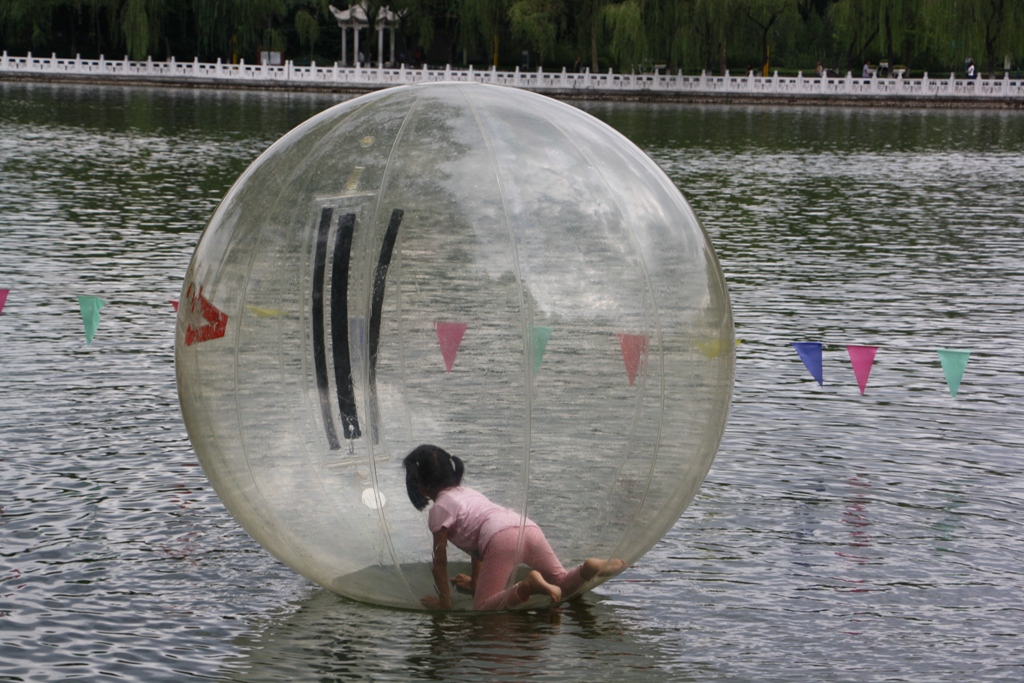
left=403, top=444, right=464, bottom=511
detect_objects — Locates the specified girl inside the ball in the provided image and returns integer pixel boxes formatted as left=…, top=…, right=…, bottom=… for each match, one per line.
left=403, top=443, right=626, bottom=610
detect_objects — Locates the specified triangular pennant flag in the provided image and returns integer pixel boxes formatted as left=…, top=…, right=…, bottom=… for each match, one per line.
left=791, top=342, right=823, bottom=386
left=532, top=326, right=552, bottom=374
left=435, top=322, right=467, bottom=373
left=169, top=300, right=179, bottom=312
left=78, top=295, right=105, bottom=344
left=696, top=338, right=723, bottom=359
left=183, top=285, right=229, bottom=346
left=0, top=289, right=8, bottom=315
left=617, top=333, right=647, bottom=386
left=937, top=348, right=971, bottom=397
left=246, top=305, right=282, bottom=318
left=846, top=345, right=878, bottom=395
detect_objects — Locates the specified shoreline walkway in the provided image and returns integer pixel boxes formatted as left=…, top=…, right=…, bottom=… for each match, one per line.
left=3, top=52, right=1022, bottom=108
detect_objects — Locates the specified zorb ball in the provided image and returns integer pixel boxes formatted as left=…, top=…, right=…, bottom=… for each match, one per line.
left=175, top=82, right=733, bottom=610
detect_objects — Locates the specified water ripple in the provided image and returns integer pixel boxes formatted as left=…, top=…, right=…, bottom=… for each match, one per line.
left=2, top=85, right=1023, bottom=681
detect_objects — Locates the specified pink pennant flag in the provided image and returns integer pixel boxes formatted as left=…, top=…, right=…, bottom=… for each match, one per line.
left=169, top=300, right=179, bottom=312
left=434, top=322, right=467, bottom=373
left=617, top=333, right=648, bottom=386
left=846, top=345, right=878, bottom=395
left=0, top=289, right=8, bottom=315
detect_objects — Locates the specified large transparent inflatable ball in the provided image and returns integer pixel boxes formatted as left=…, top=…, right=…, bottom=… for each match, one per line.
left=175, top=82, right=733, bottom=610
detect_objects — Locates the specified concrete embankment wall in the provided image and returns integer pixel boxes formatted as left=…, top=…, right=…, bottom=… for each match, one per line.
left=3, top=55, right=1022, bottom=109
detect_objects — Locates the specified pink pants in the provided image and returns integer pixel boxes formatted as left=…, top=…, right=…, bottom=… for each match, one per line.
left=474, top=526, right=586, bottom=611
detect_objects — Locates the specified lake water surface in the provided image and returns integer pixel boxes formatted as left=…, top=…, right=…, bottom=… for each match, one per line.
left=2, top=82, right=1023, bottom=682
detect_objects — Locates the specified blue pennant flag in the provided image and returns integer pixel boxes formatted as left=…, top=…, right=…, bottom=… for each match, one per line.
left=792, top=342, right=824, bottom=386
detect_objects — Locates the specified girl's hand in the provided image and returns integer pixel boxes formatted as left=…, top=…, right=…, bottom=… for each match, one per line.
left=421, top=595, right=451, bottom=610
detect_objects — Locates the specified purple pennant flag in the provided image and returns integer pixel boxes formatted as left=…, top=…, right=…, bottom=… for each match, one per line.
left=0, top=289, right=8, bottom=315
left=791, top=342, right=823, bottom=386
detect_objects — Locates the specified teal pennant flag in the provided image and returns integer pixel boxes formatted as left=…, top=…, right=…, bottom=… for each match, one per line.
left=937, top=348, right=971, bottom=397
left=532, top=326, right=552, bottom=374
left=78, top=295, right=105, bottom=344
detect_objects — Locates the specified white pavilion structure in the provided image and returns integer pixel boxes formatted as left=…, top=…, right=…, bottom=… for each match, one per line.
left=329, top=3, right=403, bottom=67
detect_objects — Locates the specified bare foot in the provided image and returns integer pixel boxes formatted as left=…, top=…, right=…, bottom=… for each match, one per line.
left=451, top=574, right=475, bottom=594
left=517, top=570, right=562, bottom=604
left=580, top=558, right=629, bottom=581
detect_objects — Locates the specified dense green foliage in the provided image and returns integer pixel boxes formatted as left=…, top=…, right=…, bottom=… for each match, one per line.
left=1, top=0, right=1021, bottom=76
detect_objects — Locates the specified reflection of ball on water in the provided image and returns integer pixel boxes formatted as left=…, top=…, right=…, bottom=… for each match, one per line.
left=175, top=83, right=734, bottom=610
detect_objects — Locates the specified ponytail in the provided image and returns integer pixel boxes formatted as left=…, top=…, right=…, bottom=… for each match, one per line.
left=403, top=444, right=464, bottom=510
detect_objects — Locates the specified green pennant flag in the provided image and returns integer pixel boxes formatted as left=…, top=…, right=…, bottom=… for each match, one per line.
left=532, top=326, right=552, bottom=374
left=78, top=295, right=105, bottom=344
left=937, top=348, right=971, bottom=398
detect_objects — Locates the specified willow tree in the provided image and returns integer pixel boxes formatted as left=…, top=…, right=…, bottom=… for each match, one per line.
left=253, top=0, right=287, bottom=57
left=572, top=0, right=608, bottom=72
left=827, top=0, right=932, bottom=71
left=600, top=0, right=645, bottom=72
left=692, top=0, right=740, bottom=74
left=965, top=0, right=1022, bottom=74
left=919, top=0, right=1021, bottom=74
left=935, top=0, right=988, bottom=71
left=796, top=0, right=835, bottom=23
left=188, top=0, right=286, bottom=61
left=294, top=9, right=319, bottom=62
left=383, top=0, right=439, bottom=62
left=874, top=0, right=921, bottom=69
left=642, top=0, right=698, bottom=72
left=191, top=0, right=232, bottom=58
left=455, top=0, right=508, bottom=66
left=741, top=0, right=796, bottom=75
left=1, top=0, right=166, bottom=60
left=121, top=0, right=165, bottom=59
left=508, top=0, right=564, bottom=67
left=827, top=0, right=883, bottom=68
left=0, top=0, right=63, bottom=52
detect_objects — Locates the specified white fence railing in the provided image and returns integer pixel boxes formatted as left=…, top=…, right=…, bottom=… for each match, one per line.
left=3, top=51, right=1022, bottom=100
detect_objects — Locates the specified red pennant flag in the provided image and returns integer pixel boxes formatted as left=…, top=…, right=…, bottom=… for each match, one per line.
left=169, top=300, right=179, bottom=312
left=0, top=289, right=8, bottom=315
left=846, top=345, right=878, bottom=395
left=184, top=285, right=228, bottom=346
left=434, top=322, right=467, bottom=372
left=617, top=333, right=647, bottom=385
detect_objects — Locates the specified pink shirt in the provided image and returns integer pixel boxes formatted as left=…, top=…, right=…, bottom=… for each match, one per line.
left=428, top=486, right=537, bottom=558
